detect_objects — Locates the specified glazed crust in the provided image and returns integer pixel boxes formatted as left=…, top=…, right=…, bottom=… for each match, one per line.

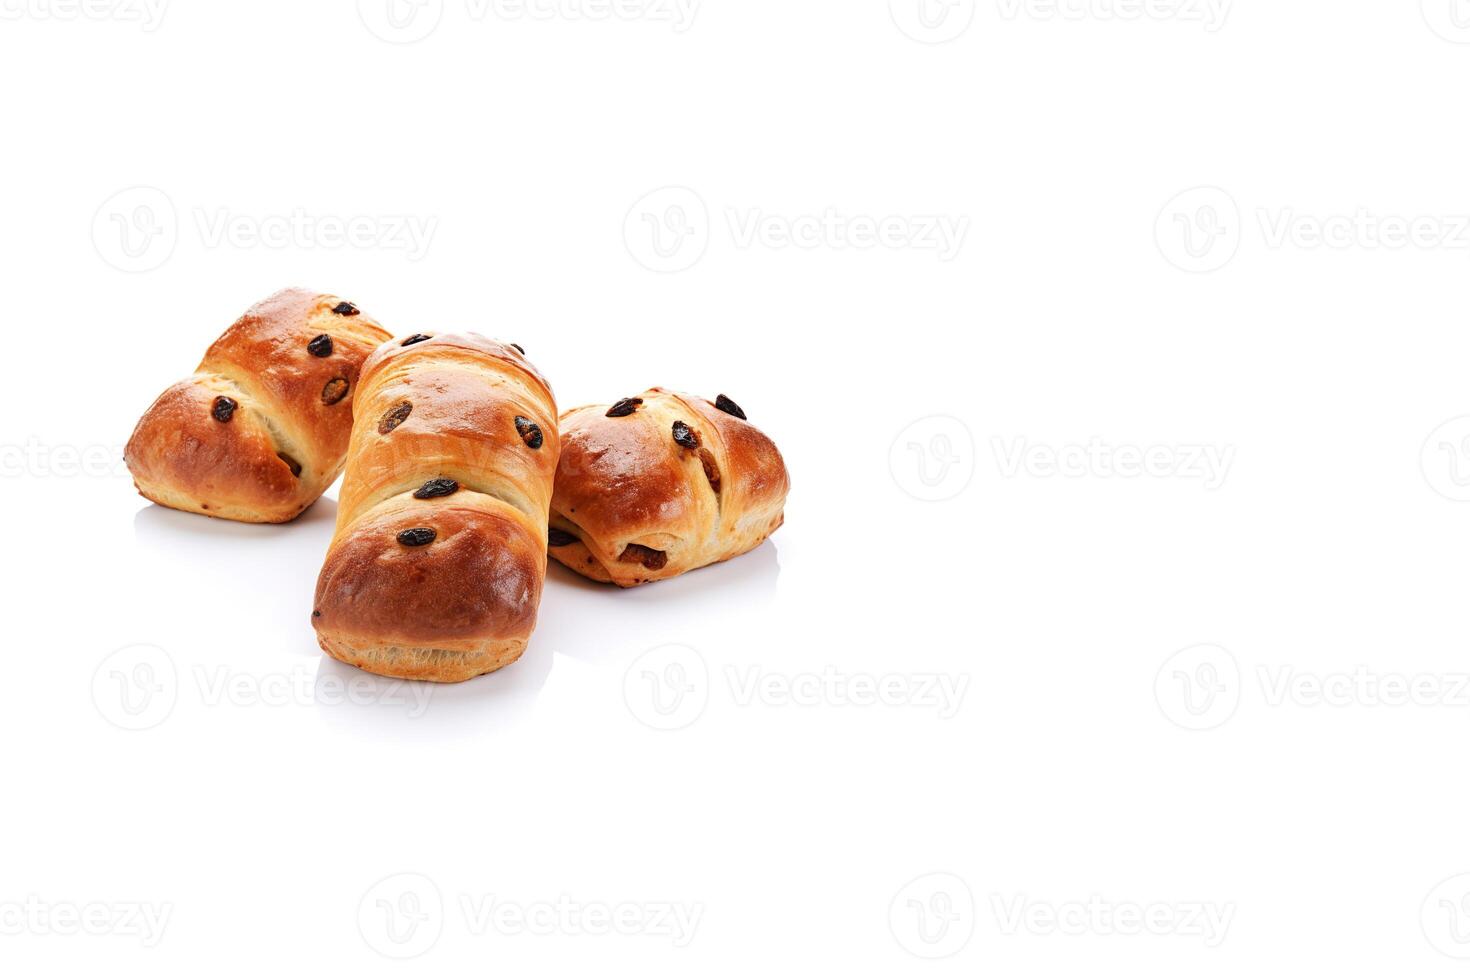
left=312, top=333, right=558, bottom=682
left=549, top=388, right=788, bottom=587
left=124, top=288, right=390, bottom=523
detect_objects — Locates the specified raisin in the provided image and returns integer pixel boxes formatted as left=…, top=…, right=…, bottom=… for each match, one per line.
left=548, top=528, right=579, bottom=548
left=277, top=452, right=302, bottom=477
left=332, top=301, right=360, bottom=316
left=698, top=448, right=721, bottom=494
left=714, top=394, right=747, bottom=420
left=397, top=527, right=436, bottom=547
left=413, top=478, right=459, bottom=499
left=307, top=334, right=333, bottom=357
left=211, top=396, right=237, bottom=423
left=312, top=610, right=321, bottom=618
left=618, top=543, right=668, bottom=570
left=401, top=333, right=431, bottom=347
left=606, top=397, right=643, bottom=418
left=672, top=420, right=700, bottom=450
left=515, top=415, right=544, bottom=449
left=378, top=401, right=412, bottom=434
left=510, top=343, right=525, bottom=355
left=321, top=378, right=349, bottom=405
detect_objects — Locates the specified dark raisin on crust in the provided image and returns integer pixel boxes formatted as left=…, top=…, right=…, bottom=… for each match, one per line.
left=378, top=401, right=412, bottom=434
left=397, top=527, right=437, bottom=547
left=413, top=478, right=459, bottom=499
left=672, top=420, right=700, bottom=450
left=714, top=394, right=747, bottom=420
left=548, top=528, right=579, bottom=548
left=698, top=448, right=722, bottom=494
left=619, top=543, right=668, bottom=570
left=211, top=396, right=237, bottom=423
left=307, top=334, right=333, bottom=357
left=401, top=333, right=431, bottom=347
left=510, top=343, right=525, bottom=355
left=606, top=397, right=643, bottom=418
left=312, top=610, right=321, bottom=618
left=332, top=301, right=360, bottom=316
left=277, top=452, right=302, bottom=477
left=515, top=415, right=544, bottom=450
left=321, top=378, right=350, bottom=405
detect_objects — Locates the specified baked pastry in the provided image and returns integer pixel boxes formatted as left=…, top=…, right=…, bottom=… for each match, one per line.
left=312, top=333, right=558, bottom=682
left=124, top=288, right=390, bottom=523
left=549, top=388, right=788, bottom=587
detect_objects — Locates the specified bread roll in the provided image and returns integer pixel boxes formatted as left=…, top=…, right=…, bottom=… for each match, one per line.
left=124, top=288, right=390, bottom=523
left=312, top=333, right=558, bottom=682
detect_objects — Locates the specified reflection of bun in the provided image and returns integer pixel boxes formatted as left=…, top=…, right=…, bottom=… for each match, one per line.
left=124, top=288, right=390, bottom=523
left=313, top=334, right=559, bottom=682
left=549, top=388, right=788, bottom=587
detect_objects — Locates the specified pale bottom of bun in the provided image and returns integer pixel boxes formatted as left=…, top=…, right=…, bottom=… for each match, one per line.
left=316, top=633, right=527, bottom=683
left=133, top=479, right=309, bottom=524
left=549, top=511, right=784, bottom=588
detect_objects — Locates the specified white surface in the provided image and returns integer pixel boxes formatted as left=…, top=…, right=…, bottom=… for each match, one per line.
left=4, top=2, right=1470, bottom=976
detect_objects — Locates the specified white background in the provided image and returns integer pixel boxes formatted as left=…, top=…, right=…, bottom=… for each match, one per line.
left=3, top=0, right=1470, bottom=975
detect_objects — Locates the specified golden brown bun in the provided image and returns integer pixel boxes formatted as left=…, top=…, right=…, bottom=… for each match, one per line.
left=549, top=388, right=788, bottom=587
left=312, top=333, right=558, bottom=682
left=124, top=288, right=390, bottom=523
